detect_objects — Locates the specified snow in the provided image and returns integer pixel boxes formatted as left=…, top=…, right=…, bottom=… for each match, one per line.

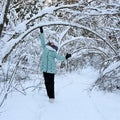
left=0, top=0, right=8, bottom=24
left=15, top=21, right=26, bottom=33
left=0, top=19, right=117, bottom=64
left=0, top=66, right=120, bottom=120
left=0, top=1, right=120, bottom=120
left=0, top=2, right=119, bottom=63
left=103, top=61, right=120, bottom=75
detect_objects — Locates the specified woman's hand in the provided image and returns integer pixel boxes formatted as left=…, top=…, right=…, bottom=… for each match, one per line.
left=40, top=27, right=43, bottom=33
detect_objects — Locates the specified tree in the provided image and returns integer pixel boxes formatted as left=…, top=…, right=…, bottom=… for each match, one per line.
left=0, top=0, right=11, bottom=36
left=0, top=0, right=120, bottom=108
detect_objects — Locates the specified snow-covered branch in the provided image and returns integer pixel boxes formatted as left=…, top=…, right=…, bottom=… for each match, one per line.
left=59, top=26, right=71, bottom=44
left=71, top=47, right=109, bottom=58
left=26, top=3, right=120, bottom=25
left=26, top=4, right=83, bottom=25
left=7, top=2, right=119, bottom=44
left=0, top=21, right=118, bottom=64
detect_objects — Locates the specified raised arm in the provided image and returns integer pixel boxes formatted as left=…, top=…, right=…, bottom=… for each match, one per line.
left=39, top=27, right=46, bottom=49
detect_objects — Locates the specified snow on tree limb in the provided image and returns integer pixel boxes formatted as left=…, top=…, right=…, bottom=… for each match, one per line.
left=26, top=3, right=120, bottom=25
left=0, top=21, right=118, bottom=64
left=26, top=4, right=83, bottom=25
left=0, top=2, right=119, bottom=64
left=58, top=35, right=109, bottom=58
left=71, top=47, right=109, bottom=58
left=7, top=3, right=120, bottom=42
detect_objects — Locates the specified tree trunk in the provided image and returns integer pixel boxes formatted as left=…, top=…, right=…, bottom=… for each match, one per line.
left=0, top=0, right=11, bottom=36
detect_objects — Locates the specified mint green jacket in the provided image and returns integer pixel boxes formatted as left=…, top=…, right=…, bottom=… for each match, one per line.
left=40, top=33, right=66, bottom=73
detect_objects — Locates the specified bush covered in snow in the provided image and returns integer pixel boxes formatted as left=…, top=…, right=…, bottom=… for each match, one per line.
left=93, top=57, right=120, bottom=91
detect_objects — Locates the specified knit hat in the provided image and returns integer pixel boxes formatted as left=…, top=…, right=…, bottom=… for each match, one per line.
left=51, top=44, right=58, bottom=51
left=46, top=41, right=58, bottom=51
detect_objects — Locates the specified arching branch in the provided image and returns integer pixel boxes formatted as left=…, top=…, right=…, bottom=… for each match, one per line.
left=0, top=21, right=117, bottom=63
left=72, top=47, right=109, bottom=58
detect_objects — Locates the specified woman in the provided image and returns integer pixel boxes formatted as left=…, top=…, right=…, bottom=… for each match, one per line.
left=39, top=27, right=71, bottom=103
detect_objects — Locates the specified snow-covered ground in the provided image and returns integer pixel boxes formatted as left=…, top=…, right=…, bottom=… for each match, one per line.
left=0, top=66, right=120, bottom=120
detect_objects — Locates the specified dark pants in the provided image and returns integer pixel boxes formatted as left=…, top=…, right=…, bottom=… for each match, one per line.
left=43, top=72, right=55, bottom=99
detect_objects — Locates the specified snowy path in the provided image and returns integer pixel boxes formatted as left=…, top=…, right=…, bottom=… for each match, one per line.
left=1, top=67, right=120, bottom=120
left=40, top=71, right=104, bottom=120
